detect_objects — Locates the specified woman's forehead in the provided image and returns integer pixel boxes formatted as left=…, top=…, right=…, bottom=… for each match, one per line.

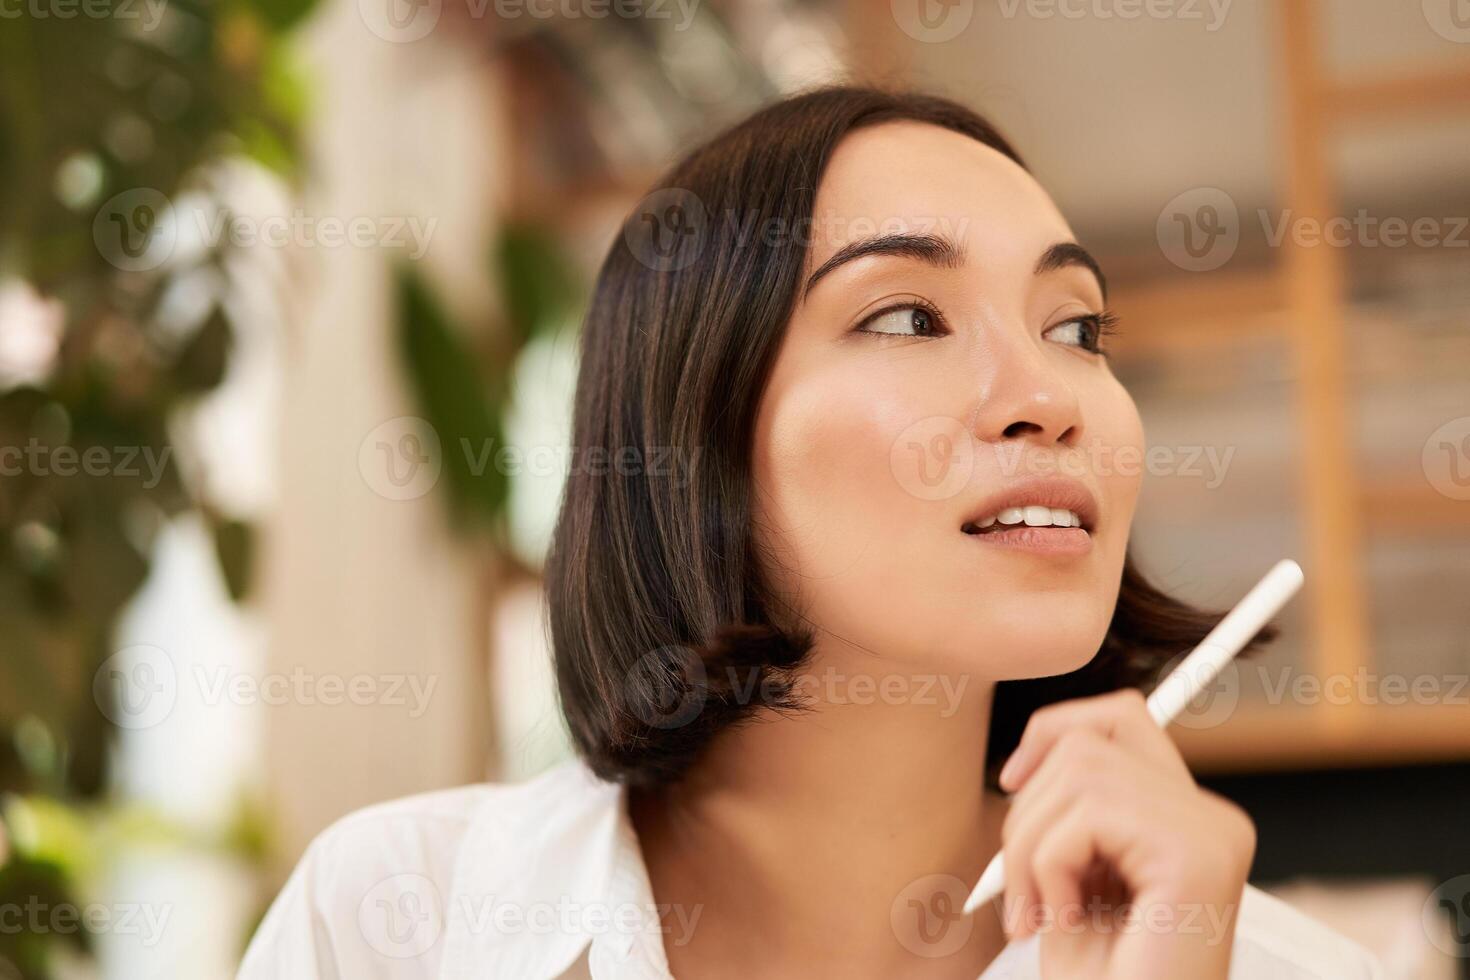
left=804, top=120, right=1074, bottom=276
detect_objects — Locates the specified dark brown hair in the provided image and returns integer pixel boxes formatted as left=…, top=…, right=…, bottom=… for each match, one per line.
left=544, top=86, right=1273, bottom=788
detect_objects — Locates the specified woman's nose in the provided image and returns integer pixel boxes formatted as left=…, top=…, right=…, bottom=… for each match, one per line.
left=971, top=344, right=1083, bottom=450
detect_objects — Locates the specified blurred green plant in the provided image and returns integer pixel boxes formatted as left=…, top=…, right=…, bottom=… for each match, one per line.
left=0, top=0, right=316, bottom=974
left=394, top=220, right=584, bottom=552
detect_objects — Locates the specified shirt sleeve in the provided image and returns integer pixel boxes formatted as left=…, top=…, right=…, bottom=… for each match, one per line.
left=237, top=836, right=344, bottom=980
left=1232, top=884, right=1386, bottom=979
left=235, top=790, right=473, bottom=980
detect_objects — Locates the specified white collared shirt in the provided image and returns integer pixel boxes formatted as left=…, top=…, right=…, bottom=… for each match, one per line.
left=238, top=758, right=1383, bottom=979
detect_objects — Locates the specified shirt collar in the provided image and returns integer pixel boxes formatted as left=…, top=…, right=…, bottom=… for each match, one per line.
left=439, top=758, right=675, bottom=980
left=437, top=758, right=1038, bottom=980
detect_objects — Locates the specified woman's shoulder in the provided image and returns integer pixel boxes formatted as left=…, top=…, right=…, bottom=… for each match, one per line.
left=237, top=758, right=619, bottom=980
left=276, top=758, right=606, bottom=896
left=296, top=756, right=606, bottom=866
left=1232, top=883, right=1384, bottom=979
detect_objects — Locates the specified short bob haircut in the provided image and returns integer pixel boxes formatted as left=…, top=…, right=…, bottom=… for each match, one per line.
left=545, top=86, right=1274, bottom=789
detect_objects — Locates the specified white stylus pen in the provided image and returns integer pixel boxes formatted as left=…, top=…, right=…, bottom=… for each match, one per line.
left=961, top=558, right=1305, bottom=916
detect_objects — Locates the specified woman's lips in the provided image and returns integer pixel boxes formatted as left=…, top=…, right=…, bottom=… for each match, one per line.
left=960, top=477, right=1100, bottom=535
left=961, top=523, right=1093, bottom=556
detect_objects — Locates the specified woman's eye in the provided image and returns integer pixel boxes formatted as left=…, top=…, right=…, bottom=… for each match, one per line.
left=1044, top=312, right=1116, bottom=354
left=857, top=305, right=942, bottom=337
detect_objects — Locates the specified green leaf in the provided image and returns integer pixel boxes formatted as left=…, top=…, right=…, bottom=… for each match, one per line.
left=236, top=116, right=297, bottom=178
left=210, top=517, right=255, bottom=602
left=172, top=306, right=233, bottom=395
left=395, top=266, right=507, bottom=532
left=495, top=222, right=584, bottom=347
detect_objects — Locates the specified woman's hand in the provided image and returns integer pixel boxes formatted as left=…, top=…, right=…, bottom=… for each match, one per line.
left=993, top=688, right=1255, bottom=980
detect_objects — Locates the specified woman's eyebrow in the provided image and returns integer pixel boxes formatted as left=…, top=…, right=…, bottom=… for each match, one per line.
left=803, top=232, right=965, bottom=297
left=1035, top=241, right=1108, bottom=301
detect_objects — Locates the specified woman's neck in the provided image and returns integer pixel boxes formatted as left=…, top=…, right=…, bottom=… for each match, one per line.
left=630, top=650, right=1011, bottom=980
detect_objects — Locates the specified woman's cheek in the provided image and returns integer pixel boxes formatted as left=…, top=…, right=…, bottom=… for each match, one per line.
left=753, top=365, right=942, bottom=585
left=1098, top=384, right=1146, bottom=556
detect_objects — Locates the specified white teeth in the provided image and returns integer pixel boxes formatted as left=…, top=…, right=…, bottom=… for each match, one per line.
left=973, top=506, right=1083, bottom=530
left=1023, top=505, right=1052, bottom=526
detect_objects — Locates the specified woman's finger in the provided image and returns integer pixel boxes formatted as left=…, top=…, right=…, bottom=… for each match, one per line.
left=1000, top=729, right=1150, bottom=937
left=1029, top=801, right=1098, bottom=939
left=997, top=687, right=1189, bottom=792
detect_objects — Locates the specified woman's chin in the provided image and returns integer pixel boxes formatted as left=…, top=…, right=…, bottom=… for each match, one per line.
left=946, top=623, right=1108, bottom=682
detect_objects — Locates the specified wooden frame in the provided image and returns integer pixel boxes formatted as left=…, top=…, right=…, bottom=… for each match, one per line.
left=1132, top=0, right=1470, bottom=771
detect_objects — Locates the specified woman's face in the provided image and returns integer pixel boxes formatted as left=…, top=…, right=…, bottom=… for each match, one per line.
left=751, top=121, right=1145, bottom=681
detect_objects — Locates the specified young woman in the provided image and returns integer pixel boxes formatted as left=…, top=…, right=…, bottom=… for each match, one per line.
left=239, top=87, right=1381, bottom=979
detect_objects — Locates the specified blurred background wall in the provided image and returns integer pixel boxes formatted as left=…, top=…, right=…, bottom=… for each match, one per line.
left=1, top=0, right=1467, bottom=977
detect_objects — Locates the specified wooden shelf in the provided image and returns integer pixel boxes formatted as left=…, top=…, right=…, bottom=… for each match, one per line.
left=1124, top=2, right=1470, bottom=772
left=1108, top=270, right=1286, bottom=355
left=1321, top=65, right=1470, bottom=122
left=1176, top=704, right=1470, bottom=775
left=1361, top=479, right=1470, bottom=534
